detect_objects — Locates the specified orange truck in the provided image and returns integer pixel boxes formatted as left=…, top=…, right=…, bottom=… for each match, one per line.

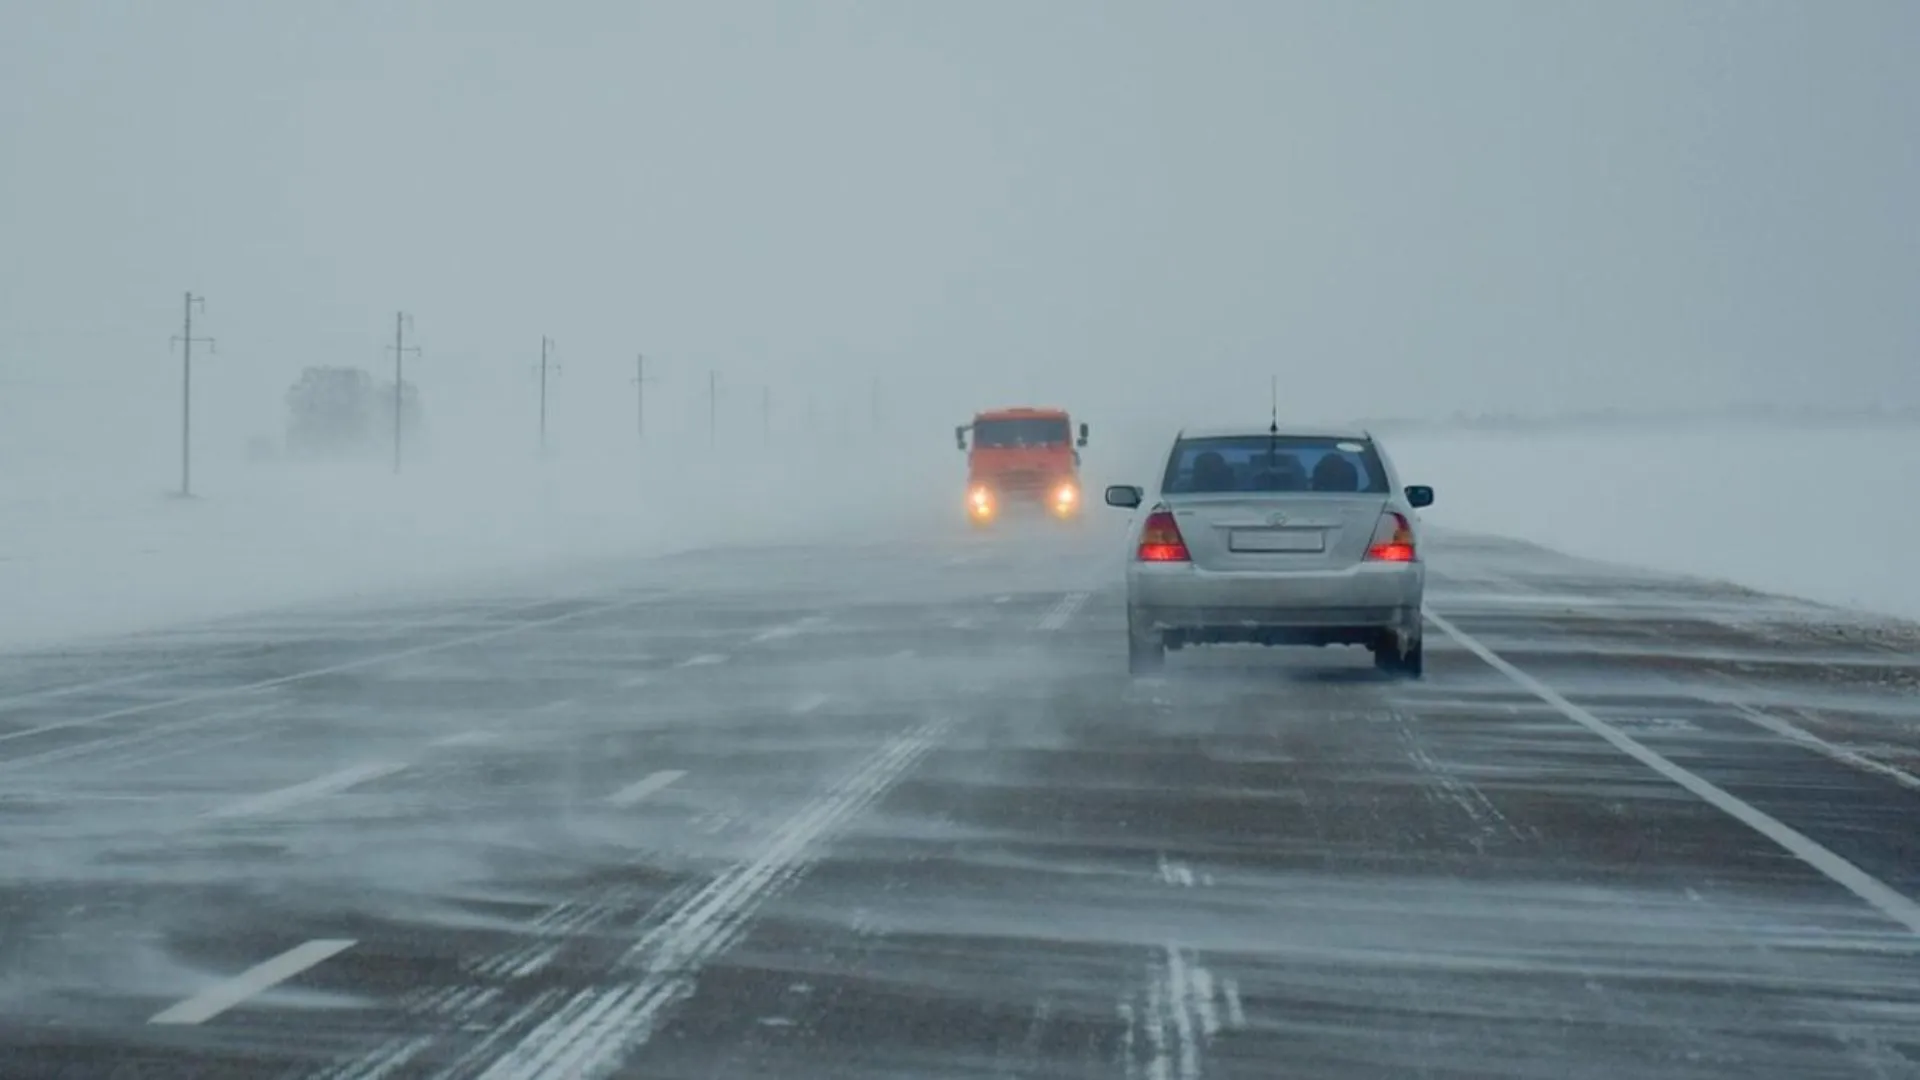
left=954, top=406, right=1090, bottom=525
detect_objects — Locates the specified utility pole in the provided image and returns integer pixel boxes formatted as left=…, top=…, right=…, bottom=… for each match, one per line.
left=538, top=336, right=556, bottom=454
left=388, top=312, right=420, bottom=474
left=631, top=353, right=653, bottom=439
left=170, top=292, right=215, bottom=498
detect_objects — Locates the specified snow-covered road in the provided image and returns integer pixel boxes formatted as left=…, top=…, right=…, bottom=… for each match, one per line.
left=2, top=525, right=1919, bottom=1078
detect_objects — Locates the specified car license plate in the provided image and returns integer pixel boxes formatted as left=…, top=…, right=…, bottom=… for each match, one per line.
left=1229, top=528, right=1324, bottom=553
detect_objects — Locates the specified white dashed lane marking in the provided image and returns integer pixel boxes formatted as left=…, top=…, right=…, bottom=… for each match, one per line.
left=205, top=762, right=407, bottom=820
left=607, top=769, right=688, bottom=808
left=149, top=939, right=357, bottom=1025
left=749, top=615, right=827, bottom=644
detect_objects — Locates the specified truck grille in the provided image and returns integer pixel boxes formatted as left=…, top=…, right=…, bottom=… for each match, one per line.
left=995, top=470, right=1047, bottom=496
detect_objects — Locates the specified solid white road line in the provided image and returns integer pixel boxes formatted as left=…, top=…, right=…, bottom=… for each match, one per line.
left=607, top=769, right=688, bottom=808
left=0, top=595, right=581, bottom=717
left=206, top=761, right=407, bottom=820
left=0, top=669, right=171, bottom=713
left=1717, top=697, right=1920, bottom=795
left=0, top=593, right=673, bottom=749
left=149, top=939, right=356, bottom=1025
left=675, top=653, right=728, bottom=668
left=1426, top=608, right=1920, bottom=936
left=791, top=693, right=831, bottom=716
left=0, top=701, right=284, bottom=777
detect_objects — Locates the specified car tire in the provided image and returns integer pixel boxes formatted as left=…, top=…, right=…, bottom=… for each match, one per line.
left=1373, top=631, right=1423, bottom=679
left=1127, top=616, right=1164, bottom=675
left=1128, top=635, right=1164, bottom=675
left=1400, top=635, right=1424, bottom=679
left=1371, top=634, right=1398, bottom=673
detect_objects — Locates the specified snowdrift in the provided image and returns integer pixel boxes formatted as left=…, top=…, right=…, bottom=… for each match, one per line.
left=1392, top=426, right=1920, bottom=622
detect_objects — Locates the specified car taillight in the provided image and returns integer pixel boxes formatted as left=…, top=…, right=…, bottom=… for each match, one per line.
left=1365, top=511, right=1416, bottom=562
left=1137, top=509, right=1190, bottom=562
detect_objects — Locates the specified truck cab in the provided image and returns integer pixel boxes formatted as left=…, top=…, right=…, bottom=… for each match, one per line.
left=955, top=407, right=1089, bottom=525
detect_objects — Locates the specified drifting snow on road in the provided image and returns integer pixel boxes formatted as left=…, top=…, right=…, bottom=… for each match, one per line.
left=1, top=528, right=1919, bottom=1078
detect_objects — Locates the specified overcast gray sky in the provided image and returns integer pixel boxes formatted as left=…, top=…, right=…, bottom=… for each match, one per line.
left=3, top=1, right=1916, bottom=459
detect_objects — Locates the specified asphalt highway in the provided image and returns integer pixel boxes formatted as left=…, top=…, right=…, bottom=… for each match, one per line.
left=3, top=523, right=1919, bottom=1079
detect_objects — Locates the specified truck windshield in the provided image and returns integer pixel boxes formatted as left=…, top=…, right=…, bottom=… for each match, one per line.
left=973, top=417, right=1070, bottom=447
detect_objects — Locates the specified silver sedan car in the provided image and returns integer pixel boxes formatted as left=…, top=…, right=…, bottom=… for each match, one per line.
left=1104, top=425, right=1434, bottom=677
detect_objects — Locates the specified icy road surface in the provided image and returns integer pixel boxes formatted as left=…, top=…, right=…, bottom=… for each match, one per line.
left=3, top=527, right=1920, bottom=1079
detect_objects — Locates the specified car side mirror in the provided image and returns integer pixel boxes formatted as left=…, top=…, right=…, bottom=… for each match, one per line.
left=955, top=425, right=968, bottom=451
left=1077, top=422, right=1089, bottom=448
left=1105, top=484, right=1142, bottom=509
left=1405, top=484, right=1434, bottom=509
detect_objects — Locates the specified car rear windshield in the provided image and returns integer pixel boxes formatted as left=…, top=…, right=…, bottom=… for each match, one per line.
left=973, top=417, right=1070, bottom=447
left=1161, top=435, right=1389, bottom=494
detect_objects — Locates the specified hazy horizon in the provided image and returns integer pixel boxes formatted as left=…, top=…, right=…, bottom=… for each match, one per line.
left=5, top=2, right=1918, bottom=473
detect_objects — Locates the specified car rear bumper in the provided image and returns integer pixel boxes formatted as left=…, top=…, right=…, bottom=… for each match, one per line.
left=1127, top=560, right=1423, bottom=643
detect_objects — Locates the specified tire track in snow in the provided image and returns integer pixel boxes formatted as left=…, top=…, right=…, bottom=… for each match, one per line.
left=1036, top=591, right=1090, bottom=632
left=316, top=881, right=706, bottom=1080
left=1125, top=944, right=1237, bottom=1080
left=1394, top=713, right=1537, bottom=851
left=459, top=716, right=953, bottom=1080
left=1118, top=858, right=1244, bottom=1079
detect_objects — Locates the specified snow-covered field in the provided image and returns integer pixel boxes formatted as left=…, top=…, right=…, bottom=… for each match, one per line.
left=1394, top=427, right=1920, bottom=623
left=1, top=424, right=1914, bottom=650
left=0, top=436, right=960, bottom=651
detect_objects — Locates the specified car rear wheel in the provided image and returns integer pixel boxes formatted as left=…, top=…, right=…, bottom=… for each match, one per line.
left=1400, top=634, right=1424, bottom=679
left=1127, top=616, right=1164, bottom=675
left=1373, top=631, right=1423, bottom=679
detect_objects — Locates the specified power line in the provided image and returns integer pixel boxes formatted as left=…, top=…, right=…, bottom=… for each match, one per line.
left=169, top=292, right=215, bottom=498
